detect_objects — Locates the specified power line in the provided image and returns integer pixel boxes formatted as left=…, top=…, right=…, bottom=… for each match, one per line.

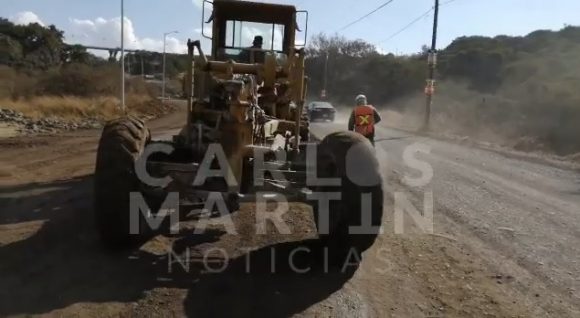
left=380, top=8, right=433, bottom=43
left=441, top=0, right=460, bottom=5
left=379, top=0, right=461, bottom=44
left=336, top=1, right=363, bottom=27
left=338, top=0, right=397, bottom=31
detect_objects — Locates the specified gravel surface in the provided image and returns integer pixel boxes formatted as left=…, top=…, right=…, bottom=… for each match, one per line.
left=1, top=106, right=579, bottom=317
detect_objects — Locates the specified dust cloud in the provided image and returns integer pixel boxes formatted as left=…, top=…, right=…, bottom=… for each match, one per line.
left=372, top=80, right=580, bottom=159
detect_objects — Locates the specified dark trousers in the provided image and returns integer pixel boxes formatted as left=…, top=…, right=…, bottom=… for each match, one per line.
left=365, top=134, right=375, bottom=146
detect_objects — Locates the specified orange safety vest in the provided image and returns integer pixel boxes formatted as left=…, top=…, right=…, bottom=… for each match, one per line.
left=354, top=105, right=375, bottom=136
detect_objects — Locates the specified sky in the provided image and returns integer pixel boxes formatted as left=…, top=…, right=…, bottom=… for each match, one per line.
left=2, top=0, right=580, bottom=56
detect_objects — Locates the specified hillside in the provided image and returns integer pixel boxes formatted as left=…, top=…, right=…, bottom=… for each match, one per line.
left=0, top=19, right=177, bottom=132
left=0, top=17, right=188, bottom=75
left=432, top=26, right=580, bottom=155
left=306, top=26, right=580, bottom=155
left=2, top=16, right=579, bottom=154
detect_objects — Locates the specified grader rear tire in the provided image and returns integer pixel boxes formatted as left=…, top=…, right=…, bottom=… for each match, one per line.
left=94, top=116, right=151, bottom=249
left=312, top=131, right=383, bottom=259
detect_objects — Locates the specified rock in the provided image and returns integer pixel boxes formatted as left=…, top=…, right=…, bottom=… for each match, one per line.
left=567, top=153, right=580, bottom=163
left=498, top=227, right=516, bottom=236
left=0, top=108, right=106, bottom=134
left=513, top=136, right=546, bottom=152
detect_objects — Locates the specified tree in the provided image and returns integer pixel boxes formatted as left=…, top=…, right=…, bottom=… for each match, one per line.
left=0, top=18, right=88, bottom=69
left=61, top=45, right=99, bottom=64
left=305, top=33, right=423, bottom=105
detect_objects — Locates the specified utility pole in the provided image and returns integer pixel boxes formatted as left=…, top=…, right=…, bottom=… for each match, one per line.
left=162, top=31, right=179, bottom=101
left=140, top=53, right=144, bottom=78
left=120, top=0, right=125, bottom=111
left=423, top=0, right=439, bottom=130
left=322, top=51, right=329, bottom=100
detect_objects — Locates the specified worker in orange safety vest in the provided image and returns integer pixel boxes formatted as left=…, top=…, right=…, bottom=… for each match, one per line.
left=348, top=94, right=382, bottom=145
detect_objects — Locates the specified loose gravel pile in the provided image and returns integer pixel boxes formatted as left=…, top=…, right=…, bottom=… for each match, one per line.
left=0, top=108, right=103, bottom=134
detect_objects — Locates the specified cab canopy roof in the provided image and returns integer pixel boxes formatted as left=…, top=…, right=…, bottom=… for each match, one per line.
left=213, top=0, right=297, bottom=25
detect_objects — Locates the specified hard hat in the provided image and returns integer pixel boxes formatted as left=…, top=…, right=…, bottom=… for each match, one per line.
left=355, top=94, right=367, bottom=105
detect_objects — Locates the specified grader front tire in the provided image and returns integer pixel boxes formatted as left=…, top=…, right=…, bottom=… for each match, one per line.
left=312, top=131, right=384, bottom=259
left=94, top=116, right=151, bottom=249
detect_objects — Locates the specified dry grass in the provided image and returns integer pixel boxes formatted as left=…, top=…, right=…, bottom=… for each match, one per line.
left=378, top=80, right=580, bottom=156
left=0, top=94, right=163, bottom=121
left=0, top=64, right=173, bottom=125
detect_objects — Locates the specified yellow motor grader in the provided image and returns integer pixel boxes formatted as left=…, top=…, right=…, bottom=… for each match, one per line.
left=94, top=0, right=383, bottom=257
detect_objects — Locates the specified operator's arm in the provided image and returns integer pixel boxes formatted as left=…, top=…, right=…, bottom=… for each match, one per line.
left=348, top=110, right=355, bottom=131
left=373, top=107, right=382, bottom=124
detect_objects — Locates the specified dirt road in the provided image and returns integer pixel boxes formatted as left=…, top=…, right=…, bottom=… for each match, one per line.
left=310, top=121, right=580, bottom=317
left=1, top=106, right=580, bottom=317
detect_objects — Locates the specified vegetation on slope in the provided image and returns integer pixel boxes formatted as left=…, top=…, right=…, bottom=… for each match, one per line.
left=1, top=16, right=579, bottom=154
left=306, top=28, right=580, bottom=155
left=0, top=19, right=172, bottom=121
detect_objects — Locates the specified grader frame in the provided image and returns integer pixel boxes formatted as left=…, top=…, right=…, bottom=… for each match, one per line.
left=94, top=0, right=383, bottom=256
left=179, top=0, right=310, bottom=187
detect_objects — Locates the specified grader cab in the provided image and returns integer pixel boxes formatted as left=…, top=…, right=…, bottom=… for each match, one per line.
left=94, top=0, right=383, bottom=259
left=182, top=0, right=311, bottom=188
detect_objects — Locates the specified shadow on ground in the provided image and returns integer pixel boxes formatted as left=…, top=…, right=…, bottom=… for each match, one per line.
left=0, top=175, right=357, bottom=317
left=180, top=239, right=358, bottom=317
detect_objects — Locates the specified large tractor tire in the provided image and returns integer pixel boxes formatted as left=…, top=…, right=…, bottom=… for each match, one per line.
left=94, top=116, right=151, bottom=249
left=312, top=131, right=383, bottom=260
